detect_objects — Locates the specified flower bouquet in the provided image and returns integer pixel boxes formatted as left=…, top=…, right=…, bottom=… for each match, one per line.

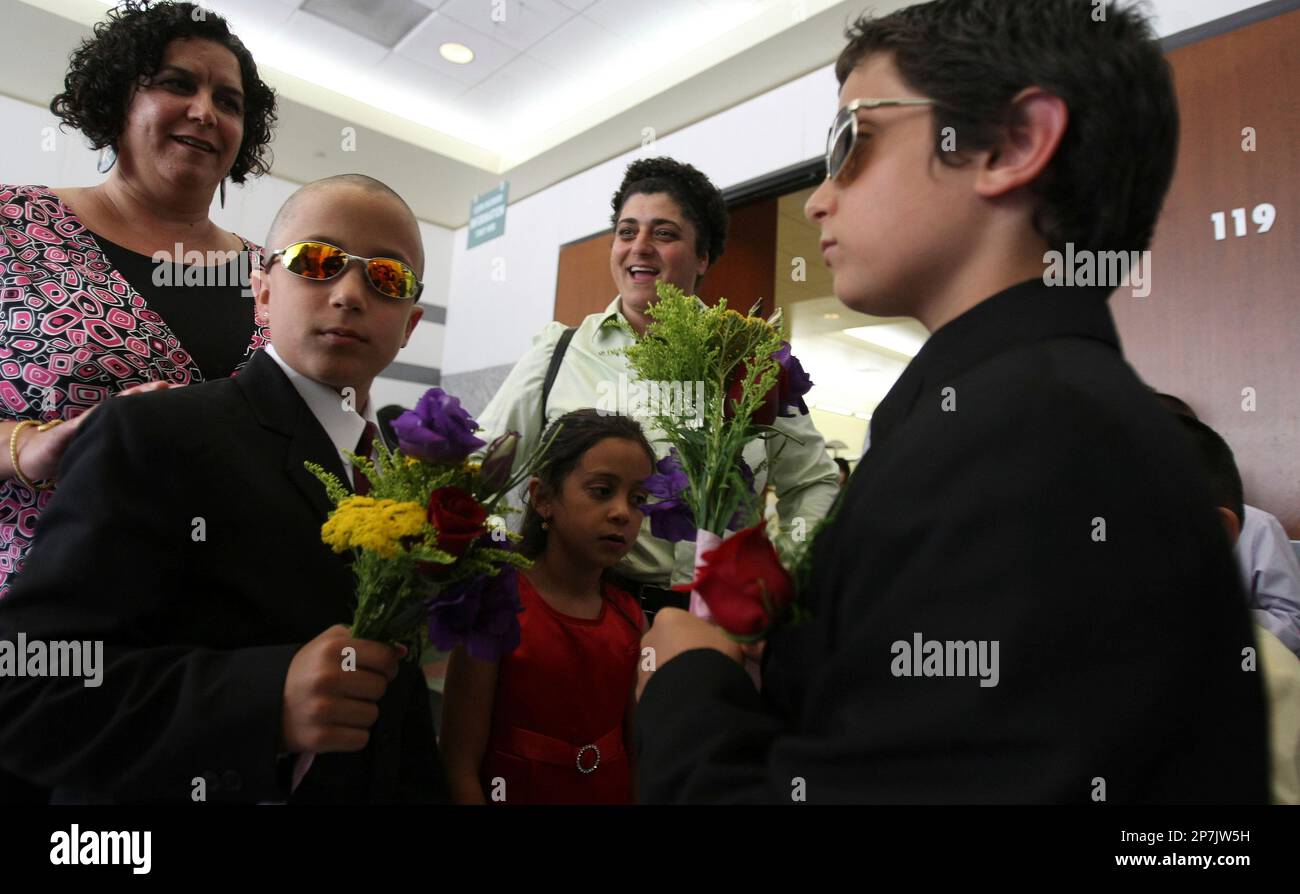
left=308, top=388, right=552, bottom=657
left=293, top=388, right=552, bottom=788
left=621, top=282, right=815, bottom=645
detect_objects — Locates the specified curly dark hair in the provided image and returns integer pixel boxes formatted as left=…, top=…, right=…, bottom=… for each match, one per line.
left=610, top=157, right=729, bottom=265
left=519, top=410, right=656, bottom=560
left=834, top=0, right=1178, bottom=254
left=50, top=0, right=276, bottom=183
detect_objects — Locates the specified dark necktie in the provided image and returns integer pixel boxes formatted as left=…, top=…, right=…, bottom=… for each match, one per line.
left=353, top=421, right=378, bottom=495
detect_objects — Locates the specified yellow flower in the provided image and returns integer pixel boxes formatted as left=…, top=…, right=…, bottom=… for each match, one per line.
left=464, top=461, right=482, bottom=474
left=321, top=496, right=427, bottom=558
left=404, top=456, right=421, bottom=468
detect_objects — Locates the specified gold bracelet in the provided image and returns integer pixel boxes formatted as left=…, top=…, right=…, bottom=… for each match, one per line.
left=8, top=419, right=62, bottom=491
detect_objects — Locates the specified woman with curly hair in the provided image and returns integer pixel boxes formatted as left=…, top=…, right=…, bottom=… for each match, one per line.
left=475, top=158, right=839, bottom=618
left=0, top=1, right=277, bottom=599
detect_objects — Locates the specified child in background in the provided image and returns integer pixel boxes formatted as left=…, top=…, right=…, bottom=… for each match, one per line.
left=1173, top=414, right=1300, bottom=804
left=1155, top=392, right=1300, bottom=656
left=441, top=409, right=654, bottom=804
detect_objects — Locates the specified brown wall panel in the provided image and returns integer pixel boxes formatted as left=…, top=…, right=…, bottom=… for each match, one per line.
left=696, top=198, right=777, bottom=319
left=554, top=233, right=613, bottom=327
left=1111, top=9, right=1300, bottom=536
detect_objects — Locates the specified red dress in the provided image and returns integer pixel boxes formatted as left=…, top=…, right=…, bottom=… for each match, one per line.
left=481, top=575, right=645, bottom=804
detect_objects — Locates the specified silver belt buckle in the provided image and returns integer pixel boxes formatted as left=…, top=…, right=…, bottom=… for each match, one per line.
left=576, top=743, right=600, bottom=774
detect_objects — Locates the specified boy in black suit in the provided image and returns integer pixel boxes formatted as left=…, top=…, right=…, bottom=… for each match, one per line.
left=0, top=174, right=444, bottom=803
left=636, top=0, right=1268, bottom=802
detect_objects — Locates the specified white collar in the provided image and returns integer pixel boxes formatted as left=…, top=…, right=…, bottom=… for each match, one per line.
left=603, top=292, right=709, bottom=331
left=264, top=344, right=377, bottom=480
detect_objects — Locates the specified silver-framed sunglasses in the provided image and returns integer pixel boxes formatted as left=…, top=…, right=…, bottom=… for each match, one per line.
left=265, top=240, right=423, bottom=301
left=824, top=98, right=937, bottom=181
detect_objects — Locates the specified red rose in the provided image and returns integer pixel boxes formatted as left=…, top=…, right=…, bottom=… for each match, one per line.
left=725, top=359, right=780, bottom=427
left=426, top=485, right=488, bottom=558
left=688, top=523, right=795, bottom=638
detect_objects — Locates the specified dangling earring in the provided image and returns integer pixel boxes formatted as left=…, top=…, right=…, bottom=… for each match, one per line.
left=96, top=145, right=117, bottom=174
left=219, top=177, right=227, bottom=209
left=541, top=518, right=550, bottom=531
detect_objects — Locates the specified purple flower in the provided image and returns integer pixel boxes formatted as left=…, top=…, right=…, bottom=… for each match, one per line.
left=392, top=388, right=486, bottom=463
left=641, top=449, right=697, bottom=543
left=644, top=502, right=698, bottom=544
left=426, top=566, right=522, bottom=662
left=479, top=432, right=520, bottom=493
left=727, top=459, right=756, bottom=531
left=645, top=448, right=689, bottom=498
left=772, top=342, right=813, bottom=417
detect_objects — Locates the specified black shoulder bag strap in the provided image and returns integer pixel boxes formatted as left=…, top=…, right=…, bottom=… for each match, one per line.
left=540, top=326, right=578, bottom=422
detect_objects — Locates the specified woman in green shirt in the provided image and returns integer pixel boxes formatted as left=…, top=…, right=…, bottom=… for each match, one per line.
left=475, top=157, right=840, bottom=615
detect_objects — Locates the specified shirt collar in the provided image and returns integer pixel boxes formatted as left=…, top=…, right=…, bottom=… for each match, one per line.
left=599, top=295, right=627, bottom=324
left=868, top=278, right=1119, bottom=449
left=594, top=295, right=633, bottom=342
left=595, top=293, right=712, bottom=341
left=264, top=344, right=377, bottom=460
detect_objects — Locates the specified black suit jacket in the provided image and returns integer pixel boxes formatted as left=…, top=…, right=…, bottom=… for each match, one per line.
left=0, top=349, right=447, bottom=803
left=636, top=280, right=1269, bottom=804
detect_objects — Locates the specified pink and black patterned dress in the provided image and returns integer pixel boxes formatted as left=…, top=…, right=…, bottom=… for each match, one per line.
left=0, top=184, right=271, bottom=596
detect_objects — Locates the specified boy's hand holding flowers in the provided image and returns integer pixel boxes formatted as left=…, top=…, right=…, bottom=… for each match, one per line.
left=281, top=624, right=405, bottom=754
left=638, top=609, right=744, bottom=701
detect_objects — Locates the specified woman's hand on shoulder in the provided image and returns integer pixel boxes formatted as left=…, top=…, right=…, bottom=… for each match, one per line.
left=14, top=381, right=175, bottom=482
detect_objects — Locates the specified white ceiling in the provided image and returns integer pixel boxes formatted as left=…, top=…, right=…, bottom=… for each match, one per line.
left=225, top=0, right=827, bottom=166
left=6, top=0, right=1272, bottom=230
left=224, top=0, right=848, bottom=167
left=10, top=0, right=863, bottom=225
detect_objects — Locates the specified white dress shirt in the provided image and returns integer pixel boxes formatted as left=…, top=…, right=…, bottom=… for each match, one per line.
left=1236, top=504, right=1300, bottom=657
left=264, top=345, right=378, bottom=489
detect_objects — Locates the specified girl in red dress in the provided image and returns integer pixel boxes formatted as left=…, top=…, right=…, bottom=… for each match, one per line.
left=442, top=409, right=654, bottom=804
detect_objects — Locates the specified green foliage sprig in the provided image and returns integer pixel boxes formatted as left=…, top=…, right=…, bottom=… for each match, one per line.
left=621, top=283, right=785, bottom=535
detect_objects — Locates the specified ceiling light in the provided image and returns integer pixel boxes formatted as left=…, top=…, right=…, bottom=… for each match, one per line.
left=822, top=312, right=840, bottom=320
left=843, top=323, right=927, bottom=357
left=439, top=42, right=475, bottom=64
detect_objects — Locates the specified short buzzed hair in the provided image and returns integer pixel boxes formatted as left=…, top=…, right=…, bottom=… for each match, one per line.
left=265, top=173, right=421, bottom=268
